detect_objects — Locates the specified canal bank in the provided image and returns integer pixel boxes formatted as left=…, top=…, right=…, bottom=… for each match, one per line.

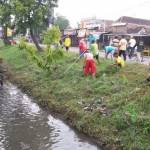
left=0, top=45, right=150, bottom=150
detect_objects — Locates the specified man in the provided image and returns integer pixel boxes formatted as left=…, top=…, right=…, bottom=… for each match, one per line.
left=136, top=39, right=144, bottom=62
left=119, top=35, right=128, bottom=61
left=128, top=36, right=136, bottom=59
left=112, top=36, right=119, bottom=51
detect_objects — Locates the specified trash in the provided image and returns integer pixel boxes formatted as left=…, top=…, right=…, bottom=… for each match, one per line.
left=77, top=98, right=111, bottom=116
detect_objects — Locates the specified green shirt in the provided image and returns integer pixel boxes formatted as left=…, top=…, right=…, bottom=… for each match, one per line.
left=90, top=43, right=99, bottom=56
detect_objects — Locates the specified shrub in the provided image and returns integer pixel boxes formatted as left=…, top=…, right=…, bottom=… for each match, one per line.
left=18, top=37, right=27, bottom=50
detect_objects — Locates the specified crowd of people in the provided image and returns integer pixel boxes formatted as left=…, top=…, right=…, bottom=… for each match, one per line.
left=61, top=34, right=146, bottom=78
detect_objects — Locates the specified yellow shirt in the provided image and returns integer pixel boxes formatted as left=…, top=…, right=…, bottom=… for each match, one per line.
left=116, top=56, right=125, bottom=67
left=119, top=39, right=127, bottom=51
left=7, top=28, right=12, bottom=37
left=64, top=37, right=71, bottom=47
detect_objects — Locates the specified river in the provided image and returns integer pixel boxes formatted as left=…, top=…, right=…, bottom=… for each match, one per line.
left=0, top=83, right=101, bottom=150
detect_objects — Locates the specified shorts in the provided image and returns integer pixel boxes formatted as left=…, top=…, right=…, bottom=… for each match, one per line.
left=94, top=54, right=99, bottom=60
left=65, top=46, right=69, bottom=51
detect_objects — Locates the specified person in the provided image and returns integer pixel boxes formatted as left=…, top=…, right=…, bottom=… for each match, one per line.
left=90, top=40, right=99, bottom=63
left=0, top=58, right=4, bottom=87
left=146, top=74, right=150, bottom=86
left=136, top=39, right=144, bottom=62
left=105, top=45, right=117, bottom=59
left=112, top=36, right=119, bottom=51
left=64, top=35, right=71, bottom=52
left=79, top=38, right=87, bottom=57
left=59, top=39, right=64, bottom=49
left=83, top=51, right=96, bottom=78
left=87, top=34, right=96, bottom=45
left=119, top=35, right=128, bottom=61
left=113, top=52, right=125, bottom=67
left=127, top=36, right=136, bottom=59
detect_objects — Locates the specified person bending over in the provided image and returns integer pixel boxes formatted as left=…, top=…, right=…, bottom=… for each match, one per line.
left=105, top=45, right=117, bottom=59
left=113, top=52, right=125, bottom=68
left=83, top=51, right=96, bottom=78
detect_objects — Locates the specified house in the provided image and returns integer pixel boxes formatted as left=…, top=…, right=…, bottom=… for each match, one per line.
left=111, top=16, right=150, bottom=35
left=79, top=17, right=113, bottom=32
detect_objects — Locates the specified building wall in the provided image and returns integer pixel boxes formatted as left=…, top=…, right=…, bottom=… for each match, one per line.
left=112, top=25, right=127, bottom=34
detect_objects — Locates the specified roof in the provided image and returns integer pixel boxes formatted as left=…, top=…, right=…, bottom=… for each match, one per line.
left=127, top=27, right=145, bottom=34
left=117, top=16, right=150, bottom=26
left=112, top=23, right=126, bottom=27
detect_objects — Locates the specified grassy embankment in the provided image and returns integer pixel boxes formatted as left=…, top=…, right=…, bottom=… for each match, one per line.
left=0, top=42, right=150, bottom=150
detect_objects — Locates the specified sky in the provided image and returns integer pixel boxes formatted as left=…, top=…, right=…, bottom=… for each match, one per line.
left=55, top=0, right=150, bottom=27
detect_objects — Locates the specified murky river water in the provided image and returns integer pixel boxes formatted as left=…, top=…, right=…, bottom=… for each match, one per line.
left=0, top=83, right=101, bottom=150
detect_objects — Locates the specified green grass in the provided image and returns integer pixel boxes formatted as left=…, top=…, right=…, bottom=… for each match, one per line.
left=0, top=43, right=150, bottom=150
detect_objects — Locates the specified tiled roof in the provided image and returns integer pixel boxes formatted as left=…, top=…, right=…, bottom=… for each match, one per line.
left=117, top=16, right=150, bottom=26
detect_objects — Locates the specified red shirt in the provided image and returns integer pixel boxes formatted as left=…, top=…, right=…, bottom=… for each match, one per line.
left=79, top=40, right=87, bottom=52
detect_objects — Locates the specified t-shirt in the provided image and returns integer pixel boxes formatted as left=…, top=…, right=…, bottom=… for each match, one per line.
left=115, top=56, right=125, bottom=67
left=112, top=39, right=119, bottom=47
left=119, top=39, right=127, bottom=51
left=129, top=39, right=136, bottom=48
left=90, top=43, right=99, bottom=56
left=88, top=35, right=96, bottom=44
left=105, top=46, right=116, bottom=54
left=84, top=52, right=94, bottom=60
left=79, top=39, right=87, bottom=52
left=64, top=37, right=71, bottom=47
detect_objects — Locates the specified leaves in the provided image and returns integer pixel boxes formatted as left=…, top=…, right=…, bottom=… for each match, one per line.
left=43, top=26, right=61, bottom=47
left=55, top=15, right=70, bottom=30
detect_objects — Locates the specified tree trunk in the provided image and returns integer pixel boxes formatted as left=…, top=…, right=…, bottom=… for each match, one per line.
left=3, top=26, right=11, bottom=45
left=30, top=28, right=43, bottom=51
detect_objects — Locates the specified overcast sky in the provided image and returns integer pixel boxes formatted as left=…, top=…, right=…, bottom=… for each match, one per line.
left=55, top=0, right=150, bottom=27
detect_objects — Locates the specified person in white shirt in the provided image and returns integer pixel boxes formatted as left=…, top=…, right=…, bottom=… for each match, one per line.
left=127, top=36, right=136, bottom=59
left=83, top=51, right=96, bottom=78
left=119, top=35, right=128, bottom=61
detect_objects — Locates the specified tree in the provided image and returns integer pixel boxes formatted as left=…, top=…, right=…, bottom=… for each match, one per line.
left=12, top=0, right=58, bottom=51
left=0, top=0, right=58, bottom=50
left=0, top=0, right=14, bottom=45
left=55, top=15, right=70, bottom=30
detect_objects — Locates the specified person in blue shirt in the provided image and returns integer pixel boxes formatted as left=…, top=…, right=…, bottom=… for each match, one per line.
left=87, top=34, right=96, bottom=44
left=105, top=45, right=117, bottom=59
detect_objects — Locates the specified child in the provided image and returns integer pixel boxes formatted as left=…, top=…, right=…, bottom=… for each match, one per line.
left=83, top=51, right=96, bottom=78
left=105, top=45, right=117, bottom=59
left=113, top=52, right=125, bottom=67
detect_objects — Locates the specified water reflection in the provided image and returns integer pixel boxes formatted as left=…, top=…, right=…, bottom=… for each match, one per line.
left=0, top=83, right=101, bottom=150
